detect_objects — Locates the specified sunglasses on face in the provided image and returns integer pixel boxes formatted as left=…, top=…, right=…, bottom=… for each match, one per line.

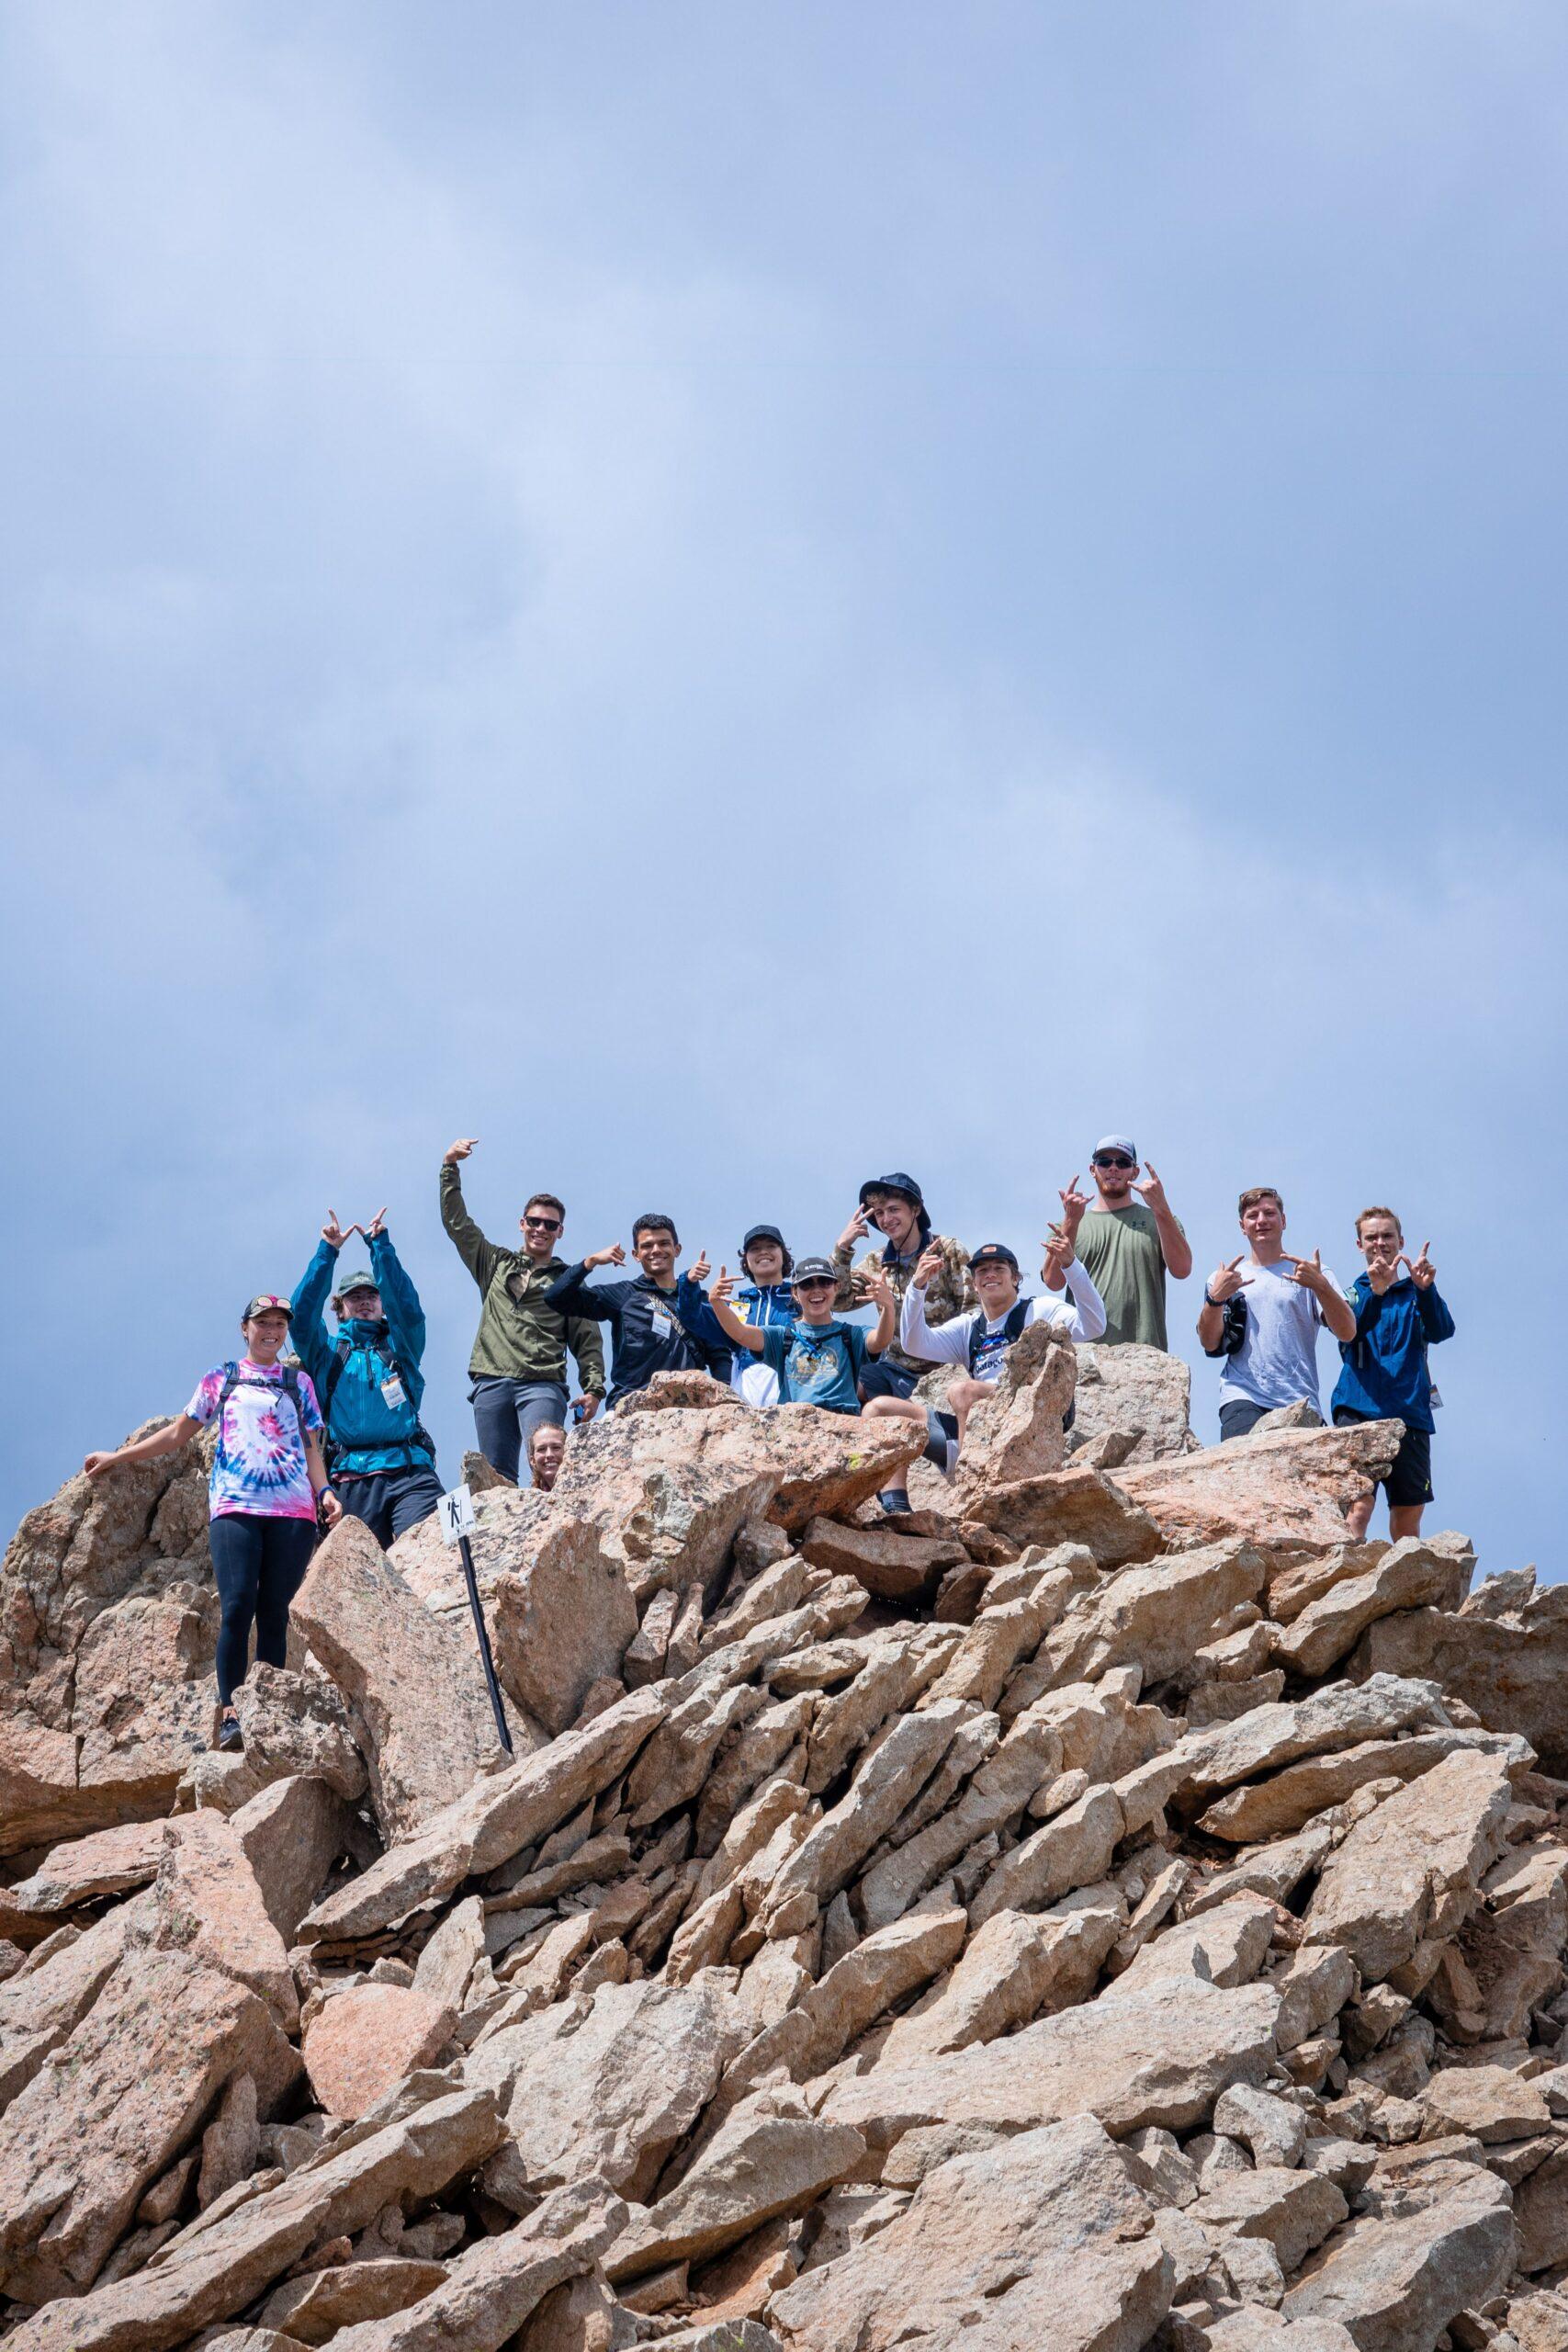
left=524, top=1216, right=561, bottom=1231
left=1093, top=1155, right=1134, bottom=1170
left=795, top=1278, right=834, bottom=1293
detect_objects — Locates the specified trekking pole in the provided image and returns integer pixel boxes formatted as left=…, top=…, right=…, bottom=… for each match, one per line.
left=458, top=1530, right=513, bottom=1758
left=437, top=1485, right=513, bottom=1758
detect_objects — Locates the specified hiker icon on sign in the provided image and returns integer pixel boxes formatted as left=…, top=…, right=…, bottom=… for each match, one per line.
left=436, top=1485, right=477, bottom=1545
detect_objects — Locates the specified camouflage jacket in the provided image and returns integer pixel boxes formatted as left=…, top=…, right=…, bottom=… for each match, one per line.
left=832, top=1231, right=975, bottom=1374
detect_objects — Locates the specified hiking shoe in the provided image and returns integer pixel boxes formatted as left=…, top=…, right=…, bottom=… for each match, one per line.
left=877, top=1489, right=912, bottom=1516
left=218, top=1713, right=243, bottom=1753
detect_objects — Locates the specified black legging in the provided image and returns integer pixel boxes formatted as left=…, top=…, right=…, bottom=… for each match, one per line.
left=208, top=1513, right=317, bottom=1708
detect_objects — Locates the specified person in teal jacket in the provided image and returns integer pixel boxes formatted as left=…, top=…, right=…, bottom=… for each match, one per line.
left=289, top=1209, right=443, bottom=1547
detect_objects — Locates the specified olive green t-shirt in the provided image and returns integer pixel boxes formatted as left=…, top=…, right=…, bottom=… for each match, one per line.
left=1075, top=1203, right=1181, bottom=1349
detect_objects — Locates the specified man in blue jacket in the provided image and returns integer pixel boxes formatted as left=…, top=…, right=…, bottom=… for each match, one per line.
left=290, top=1209, right=443, bottom=1547
left=1332, top=1206, right=1455, bottom=1542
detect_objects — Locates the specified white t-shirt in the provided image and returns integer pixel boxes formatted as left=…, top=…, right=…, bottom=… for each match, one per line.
left=1217, top=1259, right=1347, bottom=1416
left=900, top=1264, right=1107, bottom=1380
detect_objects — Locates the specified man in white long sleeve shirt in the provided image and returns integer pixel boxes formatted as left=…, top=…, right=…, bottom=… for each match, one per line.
left=867, top=1237, right=1107, bottom=1481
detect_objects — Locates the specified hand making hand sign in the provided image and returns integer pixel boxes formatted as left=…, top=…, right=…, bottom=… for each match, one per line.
left=583, top=1242, right=627, bottom=1272
left=1401, top=1241, right=1437, bottom=1290
left=1289, top=1248, right=1333, bottom=1298
left=911, top=1243, right=945, bottom=1293
left=1132, top=1161, right=1169, bottom=1214
left=1056, top=1173, right=1090, bottom=1244
left=835, top=1204, right=870, bottom=1255
left=1206, top=1254, right=1247, bottom=1303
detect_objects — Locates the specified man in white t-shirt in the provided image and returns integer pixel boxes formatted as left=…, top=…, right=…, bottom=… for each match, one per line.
left=882, top=1237, right=1106, bottom=1462
left=1197, top=1186, right=1357, bottom=1440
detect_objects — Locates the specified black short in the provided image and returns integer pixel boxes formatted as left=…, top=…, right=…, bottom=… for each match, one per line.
left=1333, top=1408, right=1433, bottom=1509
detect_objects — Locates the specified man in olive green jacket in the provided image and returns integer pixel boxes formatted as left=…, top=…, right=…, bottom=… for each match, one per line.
left=440, top=1138, right=605, bottom=1485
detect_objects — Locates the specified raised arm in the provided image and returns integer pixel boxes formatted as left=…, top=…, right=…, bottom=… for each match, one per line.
left=1132, top=1163, right=1193, bottom=1281
left=831, top=1206, right=872, bottom=1311
left=1289, top=1250, right=1357, bottom=1344
left=900, top=1248, right=969, bottom=1365
left=1036, top=1244, right=1108, bottom=1342
left=368, top=1220, right=426, bottom=1377
left=289, top=1215, right=347, bottom=1383
left=545, top=1248, right=625, bottom=1319
left=863, top=1269, right=897, bottom=1359
left=439, top=1140, right=500, bottom=1291
left=705, top=1268, right=768, bottom=1354
left=1197, top=1255, right=1247, bottom=1351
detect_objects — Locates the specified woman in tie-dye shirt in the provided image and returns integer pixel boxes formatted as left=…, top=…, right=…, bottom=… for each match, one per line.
left=84, top=1295, right=342, bottom=1750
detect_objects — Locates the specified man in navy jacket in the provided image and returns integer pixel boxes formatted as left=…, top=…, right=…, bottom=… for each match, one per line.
left=545, top=1214, right=731, bottom=1409
left=1332, top=1206, right=1455, bottom=1541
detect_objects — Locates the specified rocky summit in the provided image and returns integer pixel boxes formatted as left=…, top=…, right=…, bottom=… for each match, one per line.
left=5, top=1340, right=1568, bottom=2352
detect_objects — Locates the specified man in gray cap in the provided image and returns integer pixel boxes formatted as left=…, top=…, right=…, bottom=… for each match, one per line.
left=1043, top=1138, right=1192, bottom=1349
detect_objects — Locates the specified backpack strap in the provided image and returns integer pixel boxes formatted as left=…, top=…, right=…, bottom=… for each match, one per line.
left=966, top=1299, right=1031, bottom=1376
left=216, top=1362, right=311, bottom=1446
left=321, top=1334, right=355, bottom=1420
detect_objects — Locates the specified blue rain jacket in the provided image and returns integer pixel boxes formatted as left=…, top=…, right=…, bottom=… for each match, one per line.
left=289, top=1231, right=436, bottom=1475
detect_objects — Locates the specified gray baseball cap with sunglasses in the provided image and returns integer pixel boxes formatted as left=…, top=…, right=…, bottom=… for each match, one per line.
left=791, top=1257, right=838, bottom=1287
left=1091, top=1136, right=1138, bottom=1163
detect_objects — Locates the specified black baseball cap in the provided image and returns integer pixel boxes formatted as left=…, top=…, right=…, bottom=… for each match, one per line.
left=968, top=1243, right=1019, bottom=1275
left=859, top=1171, right=924, bottom=1209
left=242, top=1294, right=293, bottom=1322
left=791, top=1256, right=838, bottom=1286
left=741, top=1224, right=786, bottom=1255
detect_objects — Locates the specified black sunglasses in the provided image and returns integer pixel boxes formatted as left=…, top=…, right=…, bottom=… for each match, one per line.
left=795, top=1277, right=835, bottom=1291
left=524, top=1215, right=561, bottom=1231
left=1092, top=1154, right=1134, bottom=1170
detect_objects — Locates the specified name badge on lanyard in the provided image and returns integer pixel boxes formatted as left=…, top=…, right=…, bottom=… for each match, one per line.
left=650, top=1308, right=673, bottom=1341
left=381, top=1374, right=407, bottom=1408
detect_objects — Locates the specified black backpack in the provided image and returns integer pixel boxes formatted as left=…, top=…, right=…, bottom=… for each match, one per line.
left=966, top=1299, right=1031, bottom=1377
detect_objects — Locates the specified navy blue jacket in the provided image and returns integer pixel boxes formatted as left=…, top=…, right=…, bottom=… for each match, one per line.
left=676, top=1274, right=795, bottom=1387
left=290, top=1232, right=436, bottom=1475
left=544, top=1262, right=732, bottom=1408
left=1332, top=1274, right=1454, bottom=1434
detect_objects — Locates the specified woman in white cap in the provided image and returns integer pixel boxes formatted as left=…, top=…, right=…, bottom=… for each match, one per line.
left=83, top=1294, right=342, bottom=1749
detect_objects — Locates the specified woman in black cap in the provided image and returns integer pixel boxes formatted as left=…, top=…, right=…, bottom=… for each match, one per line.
left=678, top=1224, right=797, bottom=1405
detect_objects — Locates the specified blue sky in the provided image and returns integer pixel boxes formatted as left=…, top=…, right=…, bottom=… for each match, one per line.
left=3, top=2, right=1563, bottom=1574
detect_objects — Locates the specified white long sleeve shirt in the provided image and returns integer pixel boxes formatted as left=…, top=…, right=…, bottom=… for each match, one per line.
left=900, top=1263, right=1107, bottom=1381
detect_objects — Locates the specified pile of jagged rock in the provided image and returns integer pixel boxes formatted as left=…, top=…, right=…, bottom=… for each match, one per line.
left=5, top=1328, right=1568, bottom=2352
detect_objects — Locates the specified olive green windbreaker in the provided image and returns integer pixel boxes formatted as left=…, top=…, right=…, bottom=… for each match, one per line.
left=440, top=1164, right=605, bottom=1393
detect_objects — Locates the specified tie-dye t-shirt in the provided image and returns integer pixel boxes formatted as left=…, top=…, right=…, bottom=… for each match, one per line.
left=185, top=1360, right=324, bottom=1521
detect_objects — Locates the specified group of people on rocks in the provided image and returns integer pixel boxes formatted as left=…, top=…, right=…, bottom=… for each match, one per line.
left=81, top=1132, right=1454, bottom=1750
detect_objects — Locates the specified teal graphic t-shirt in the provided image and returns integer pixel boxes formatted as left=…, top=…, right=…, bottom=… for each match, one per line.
left=761, top=1319, right=868, bottom=1415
